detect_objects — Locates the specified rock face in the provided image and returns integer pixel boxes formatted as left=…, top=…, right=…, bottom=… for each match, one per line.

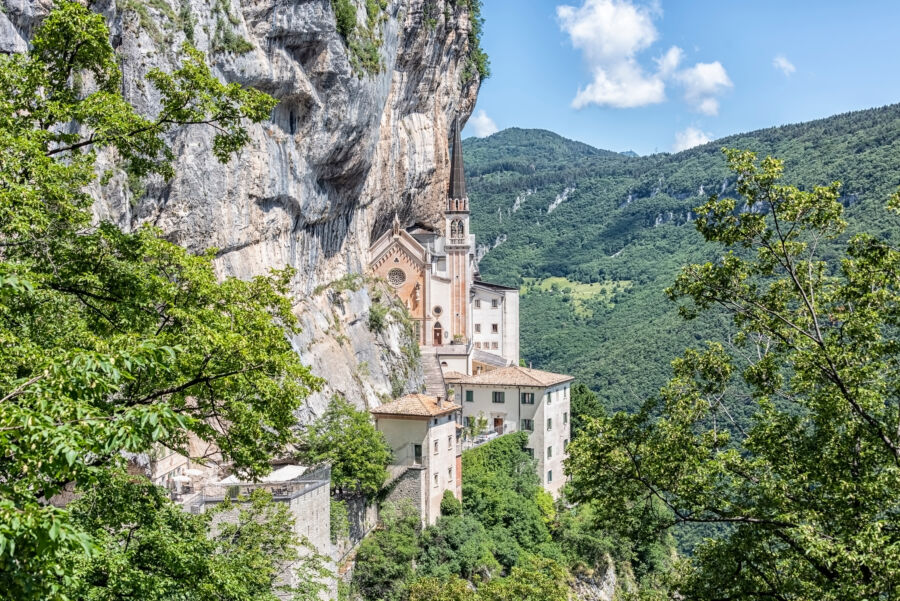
left=0, top=0, right=479, bottom=414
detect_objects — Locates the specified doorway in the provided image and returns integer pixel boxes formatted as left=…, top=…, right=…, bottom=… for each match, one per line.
left=433, top=322, right=443, bottom=346
left=493, top=418, right=504, bottom=435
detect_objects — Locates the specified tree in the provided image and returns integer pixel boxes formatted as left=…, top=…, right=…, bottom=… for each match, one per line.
left=352, top=502, right=421, bottom=601
left=566, top=149, right=900, bottom=600
left=298, top=396, right=391, bottom=496
left=479, top=555, right=571, bottom=601
left=569, top=383, right=604, bottom=440
left=407, top=576, right=474, bottom=601
left=0, top=3, right=320, bottom=599
left=63, top=472, right=328, bottom=601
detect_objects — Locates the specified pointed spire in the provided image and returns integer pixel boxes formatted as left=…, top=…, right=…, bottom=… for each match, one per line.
left=448, top=115, right=467, bottom=201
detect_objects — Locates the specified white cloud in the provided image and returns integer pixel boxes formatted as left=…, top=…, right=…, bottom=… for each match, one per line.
left=468, top=110, right=499, bottom=137
left=558, top=0, right=732, bottom=115
left=673, top=126, right=711, bottom=152
left=557, top=0, right=666, bottom=108
left=675, top=61, right=732, bottom=115
left=773, top=54, right=795, bottom=77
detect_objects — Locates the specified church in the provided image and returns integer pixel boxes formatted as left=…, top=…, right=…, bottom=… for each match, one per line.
left=368, top=117, right=573, bottom=497
left=368, top=117, right=519, bottom=377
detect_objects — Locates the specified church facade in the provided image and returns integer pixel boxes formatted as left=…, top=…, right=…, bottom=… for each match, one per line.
left=368, top=118, right=519, bottom=367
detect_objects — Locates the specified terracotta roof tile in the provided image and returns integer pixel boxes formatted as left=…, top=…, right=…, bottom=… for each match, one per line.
left=455, top=366, right=573, bottom=388
left=370, top=393, right=460, bottom=418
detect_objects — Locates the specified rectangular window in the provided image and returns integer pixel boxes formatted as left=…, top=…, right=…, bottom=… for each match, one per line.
left=547, top=470, right=553, bottom=483
left=491, top=342, right=499, bottom=349
left=434, top=440, right=439, bottom=454
left=448, top=467, right=453, bottom=481
left=448, top=435, right=453, bottom=450
left=521, top=419, right=534, bottom=431
left=474, top=299, right=481, bottom=308
left=564, top=412, right=568, bottom=425
left=564, top=439, right=569, bottom=451
left=547, top=418, right=552, bottom=431
left=492, top=391, right=505, bottom=404
left=465, top=390, right=474, bottom=403
left=434, top=473, right=439, bottom=487
left=521, top=392, right=535, bottom=404
left=545, top=392, right=551, bottom=405
left=464, top=416, right=473, bottom=427
left=547, top=446, right=552, bottom=459
left=491, top=299, right=499, bottom=308
left=491, top=323, right=499, bottom=333
left=474, top=342, right=481, bottom=349
left=475, top=323, right=481, bottom=333
left=525, top=448, right=534, bottom=458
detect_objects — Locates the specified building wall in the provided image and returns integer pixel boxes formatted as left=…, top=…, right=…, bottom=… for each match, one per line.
left=501, top=290, right=520, bottom=364
left=454, top=382, right=571, bottom=497
left=423, top=414, right=459, bottom=525
left=375, top=411, right=459, bottom=526
left=471, top=289, right=504, bottom=355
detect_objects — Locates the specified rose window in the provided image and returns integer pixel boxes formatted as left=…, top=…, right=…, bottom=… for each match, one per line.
left=388, top=268, right=406, bottom=287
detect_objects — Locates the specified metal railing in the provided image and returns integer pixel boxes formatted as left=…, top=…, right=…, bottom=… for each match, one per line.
left=192, top=466, right=331, bottom=508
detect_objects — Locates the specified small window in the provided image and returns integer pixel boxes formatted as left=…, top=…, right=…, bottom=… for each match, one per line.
left=564, top=439, right=569, bottom=451
left=491, top=342, right=499, bottom=349
left=491, top=299, right=499, bottom=308
left=521, top=392, right=535, bottom=404
left=434, top=440, right=439, bottom=454
left=521, top=418, right=534, bottom=431
left=492, top=391, right=505, bottom=404
left=433, top=306, right=443, bottom=316
left=491, top=323, right=499, bottom=333
left=547, top=446, right=552, bottom=459
left=466, top=390, right=474, bottom=403
left=563, top=412, right=568, bottom=425
left=474, top=299, right=481, bottom=308
left=525, top=448, right=534, bottom=458
left=475, top=342, right=481, bottom=349
left=547, top=418, right=552, bottom=431
left=546, top=392, right=552, bottom=405
left=448, top=435, right=453, bottom=450
left=448, top=467, right=453, bottom=480
left=547, top=470, right=553, bottom=483
left=434, top=473, right=439, bottom=487
left=475, top=323, right=481, bottom=333
left=464, top=416, right=473, bottom=427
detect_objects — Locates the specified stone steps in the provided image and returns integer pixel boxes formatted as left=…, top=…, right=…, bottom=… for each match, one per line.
left=420, top=349, right=446, bottom=398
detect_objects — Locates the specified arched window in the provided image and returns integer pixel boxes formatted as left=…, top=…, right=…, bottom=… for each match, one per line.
left=450, top=219, right=464, bottom=243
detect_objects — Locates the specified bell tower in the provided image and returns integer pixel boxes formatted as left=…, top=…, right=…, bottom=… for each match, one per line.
left=445, top=115, right=472, bottom=342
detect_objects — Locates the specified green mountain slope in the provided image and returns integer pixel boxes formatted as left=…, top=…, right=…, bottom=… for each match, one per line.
left=466, top=104, right=900, bottom=412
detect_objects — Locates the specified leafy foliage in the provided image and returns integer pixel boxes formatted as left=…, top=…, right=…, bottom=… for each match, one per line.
left=566, top=150, right=900, bottom=600
left=352, top=502, right=422, bottom=601
left=64, top=472, right=328, bottom=601
left=298, top=396, right=391, bottom=496
left=0, top=3, right=315, bottom=599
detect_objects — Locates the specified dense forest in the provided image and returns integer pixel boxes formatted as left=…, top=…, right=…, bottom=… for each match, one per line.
left=465, top=105, right=900, bottom=413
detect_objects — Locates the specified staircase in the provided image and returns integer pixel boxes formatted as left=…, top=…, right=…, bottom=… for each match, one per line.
left=420, top=348, right=446, bottom=398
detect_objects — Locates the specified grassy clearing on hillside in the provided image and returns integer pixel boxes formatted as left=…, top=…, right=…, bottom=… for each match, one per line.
left=521, top=277, right=632, bottom=317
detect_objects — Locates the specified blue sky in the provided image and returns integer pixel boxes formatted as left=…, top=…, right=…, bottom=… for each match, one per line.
left=462, top=0, right=900, bottom=155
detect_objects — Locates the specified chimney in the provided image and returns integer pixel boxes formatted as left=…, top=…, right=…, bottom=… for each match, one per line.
left=437, top=396, right=443, bottom=408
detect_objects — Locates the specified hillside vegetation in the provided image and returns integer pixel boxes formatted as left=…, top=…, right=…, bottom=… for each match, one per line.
left=465, top=105, right=900, bottom=412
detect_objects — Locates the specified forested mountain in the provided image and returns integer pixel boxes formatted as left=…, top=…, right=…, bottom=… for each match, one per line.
left=466, top=104, right=900, bottom=412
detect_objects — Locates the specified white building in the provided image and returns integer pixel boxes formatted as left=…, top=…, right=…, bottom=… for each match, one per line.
left=448, top=366, right=573, bottom=497
left=371, top=393, right=461, bottom=526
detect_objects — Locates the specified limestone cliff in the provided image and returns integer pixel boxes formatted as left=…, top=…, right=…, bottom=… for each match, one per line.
left=0, top=0, right=479, bottom=416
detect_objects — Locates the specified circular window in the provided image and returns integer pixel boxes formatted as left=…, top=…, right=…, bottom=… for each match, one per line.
left=388, top=268, right=406, bottom=287
left=433, top=306, right=443, bottom=316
